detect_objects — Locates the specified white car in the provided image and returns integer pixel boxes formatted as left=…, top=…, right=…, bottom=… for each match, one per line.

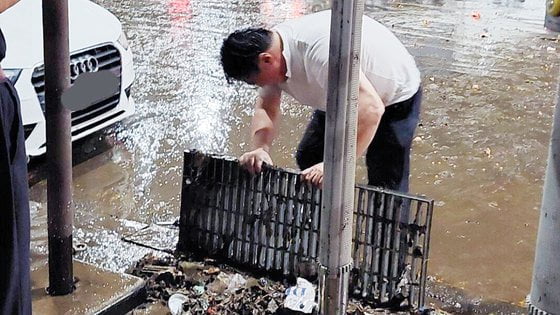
left=0, top=0, right=135, bottom=158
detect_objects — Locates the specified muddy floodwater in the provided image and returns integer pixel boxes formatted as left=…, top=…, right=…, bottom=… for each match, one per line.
left=28, top=0, right=560, bottom=308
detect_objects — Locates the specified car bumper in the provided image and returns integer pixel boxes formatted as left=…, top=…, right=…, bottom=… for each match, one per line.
left=17, top=41, right=135, bottom=157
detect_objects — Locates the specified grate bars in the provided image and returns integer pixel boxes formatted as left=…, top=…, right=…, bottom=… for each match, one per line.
left=177, top=150, right=433, bottom=309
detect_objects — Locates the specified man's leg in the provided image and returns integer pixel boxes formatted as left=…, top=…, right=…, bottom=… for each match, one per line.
left=295, top=110, right=325, bottom=170
left=0, top=81, right=31, bottom=315
left=9, top=82, right=31, bottom=315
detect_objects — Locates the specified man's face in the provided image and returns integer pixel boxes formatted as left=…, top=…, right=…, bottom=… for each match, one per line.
left=245, top=52, right=282, bottom=87
left=245, top=68, right=278, bottom=87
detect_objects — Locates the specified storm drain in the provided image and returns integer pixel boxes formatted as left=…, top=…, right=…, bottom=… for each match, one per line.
left=177, top=150, right=433, bottom=309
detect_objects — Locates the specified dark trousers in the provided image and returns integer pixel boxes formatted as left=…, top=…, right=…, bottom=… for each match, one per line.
left=295, top=88, right=422, bottom=192
left=0, top=79, right=31, bottom=315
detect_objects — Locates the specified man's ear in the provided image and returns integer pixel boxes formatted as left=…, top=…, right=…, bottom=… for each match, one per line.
left=259, top=52, right=273, bottom=65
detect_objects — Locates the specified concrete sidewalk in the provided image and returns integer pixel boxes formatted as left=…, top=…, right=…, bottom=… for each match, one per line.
left=32, top=261, right=146, bottom=315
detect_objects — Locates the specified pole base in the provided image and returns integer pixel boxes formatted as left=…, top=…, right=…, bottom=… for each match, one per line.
left=528, top=297, right=552, bottom=315
left=318, top=263, right=353, bottom=314
left=46, top=284, right=76, bottom=296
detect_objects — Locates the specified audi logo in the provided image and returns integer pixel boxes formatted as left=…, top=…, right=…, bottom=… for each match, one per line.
left=70, top=55, right=99, bottom=80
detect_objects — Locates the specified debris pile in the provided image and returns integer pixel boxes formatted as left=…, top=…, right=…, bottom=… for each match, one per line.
left=129, top=253, right=317, bottom=314
left=128, top=253, right=424, bottom=314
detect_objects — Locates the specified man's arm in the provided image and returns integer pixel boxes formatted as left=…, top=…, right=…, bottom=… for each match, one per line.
left=355, top=70, right=385, bottom=157
left=239, top=85, right=282, bottom=173
left=0, top=0, right=19, bottom=13
left=251, top=86, right=282, bottom=152
left=302, top=71, right=384, bottom=187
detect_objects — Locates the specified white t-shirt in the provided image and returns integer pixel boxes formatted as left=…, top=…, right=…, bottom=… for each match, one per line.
left=269, top=10, right=420, bottom=110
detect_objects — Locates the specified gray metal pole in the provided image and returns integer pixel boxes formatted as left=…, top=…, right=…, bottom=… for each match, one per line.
left=318, top=0, right=365, bottom=313
left=528, top=79, right=560, bottom=313
left=42, top=0, right=74, bottom=295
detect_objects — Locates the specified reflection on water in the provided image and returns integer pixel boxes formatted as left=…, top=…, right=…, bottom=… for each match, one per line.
left=29, top=0, right=559, bottom=304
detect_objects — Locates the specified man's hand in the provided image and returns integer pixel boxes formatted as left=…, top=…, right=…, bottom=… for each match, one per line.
left=239, top=148, right=273, bottom=174
left=301, top=162, right=324, bottom=188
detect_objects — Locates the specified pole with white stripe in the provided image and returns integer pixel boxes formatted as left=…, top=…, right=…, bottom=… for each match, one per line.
left=319, top=0, right=365, bottom=313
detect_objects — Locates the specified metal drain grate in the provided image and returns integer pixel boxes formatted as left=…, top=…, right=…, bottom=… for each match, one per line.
left=177, top=150, right=433, bottom=309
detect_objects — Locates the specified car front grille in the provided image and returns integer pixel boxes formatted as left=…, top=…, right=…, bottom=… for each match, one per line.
left=31, top=44, right=122, bottom=130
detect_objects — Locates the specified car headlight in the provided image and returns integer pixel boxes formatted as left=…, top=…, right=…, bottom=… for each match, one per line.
left=117, top=31, right=130, bottom=50
left=4, top=69, right=22, bottom=84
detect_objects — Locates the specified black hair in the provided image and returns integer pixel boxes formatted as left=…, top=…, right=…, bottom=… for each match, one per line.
left=220, top=28, right=273, bottom=83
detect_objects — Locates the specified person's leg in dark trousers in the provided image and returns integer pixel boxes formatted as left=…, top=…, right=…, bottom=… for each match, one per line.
left=295, top=110, right=325, bottom=170
left=0, top=80, right=31, bottom=315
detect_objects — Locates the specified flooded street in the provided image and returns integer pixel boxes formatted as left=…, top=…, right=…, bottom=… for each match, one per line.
left=28, top=0, right=560, bottom=308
